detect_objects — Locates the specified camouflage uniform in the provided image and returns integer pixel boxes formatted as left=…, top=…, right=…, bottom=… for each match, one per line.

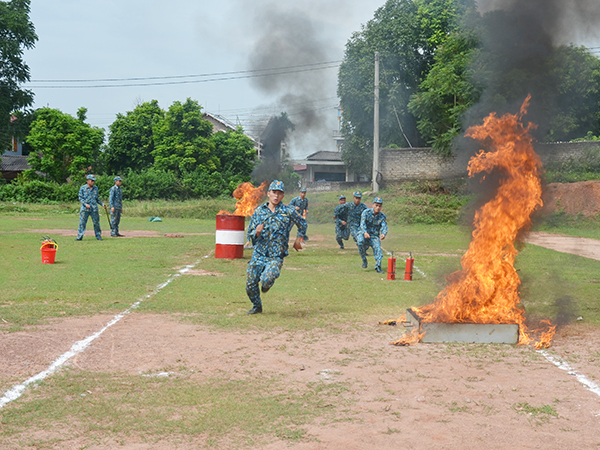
left=347, top=197, right=368, bottom=242
left=357, top=207, right=388, bottom=271
left=334, top=199, right=350, bottom=248
left=77, top=180, right=104, bottom=240
left=289, top=193, right=309, bottom=240
left=109, top=181, right=123, bottom=237
left=246, top=199, right=307, bottom=310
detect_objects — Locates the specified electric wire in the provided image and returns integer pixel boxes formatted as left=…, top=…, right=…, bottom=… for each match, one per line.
left=28, top=61, right=342, bottom=89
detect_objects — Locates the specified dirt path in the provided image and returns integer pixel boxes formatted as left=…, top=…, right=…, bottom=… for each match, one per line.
left=1, top=313, right=600, bottom=449
left=524, top=231, right=600, bottom=261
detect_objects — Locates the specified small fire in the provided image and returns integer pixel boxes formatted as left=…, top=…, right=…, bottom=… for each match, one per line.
left=218, top=181, right=268, bottom=217
left=396, top=95, right=555, bottom=348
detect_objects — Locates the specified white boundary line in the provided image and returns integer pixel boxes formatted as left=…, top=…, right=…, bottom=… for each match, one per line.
left=0, top=255, right=210, bottom=409
left=539, top=350, right=600, bottom=398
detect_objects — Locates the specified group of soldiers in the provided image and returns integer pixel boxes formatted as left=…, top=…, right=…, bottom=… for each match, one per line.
left=245, top=180, right=388, bottom=315
left=333, top=190, right=388, bottom=272
left=75, top=174, right=124, bottom=240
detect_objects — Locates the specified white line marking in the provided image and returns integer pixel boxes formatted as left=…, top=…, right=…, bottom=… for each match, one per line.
left=539, top=350, right=600, bottom=398
left=413, top=265, right=427, bottom=278
left=0, top=255, right=211, bottom=409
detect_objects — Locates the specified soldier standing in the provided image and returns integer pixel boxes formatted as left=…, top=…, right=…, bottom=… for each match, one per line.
left=334, top=194, right=350, bottom=249
left=245, top=180, right=307, bottom=315
left=289, top=187, right=309, bottom=241
left=347, top=191, right=368, bottom=244
left=357, top=197, right=388, bottom=273
left=109, top=176, right=124, bottom=237
left=76, top=174, right=104, bottom=241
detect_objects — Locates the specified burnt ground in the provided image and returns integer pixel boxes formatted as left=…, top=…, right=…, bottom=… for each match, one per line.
left=2, top=181, right=600, bottom=449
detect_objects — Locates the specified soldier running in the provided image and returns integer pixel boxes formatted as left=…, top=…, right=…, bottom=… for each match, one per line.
left=334, top=194, right=350, bottom=249
left=245, top=180, right=307, bottom=315
left=357, top=197, right=388, bottom=273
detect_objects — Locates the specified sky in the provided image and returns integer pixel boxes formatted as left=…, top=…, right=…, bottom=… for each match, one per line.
left=23, top=0, right=387, bottom=159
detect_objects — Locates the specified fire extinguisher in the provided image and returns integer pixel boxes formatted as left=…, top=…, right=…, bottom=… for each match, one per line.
left=404, top=252, right=414, bottom=281
left=387, top=251, right=396, bottom=280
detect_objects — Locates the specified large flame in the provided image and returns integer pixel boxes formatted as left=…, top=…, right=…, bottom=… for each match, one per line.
left=218, top=181, right=268, bottom=217
left=395, top=95, right=555, bottom=347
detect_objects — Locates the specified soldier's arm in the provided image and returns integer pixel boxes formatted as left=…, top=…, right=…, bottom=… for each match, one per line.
left=380, top=215, right=388, bottom=239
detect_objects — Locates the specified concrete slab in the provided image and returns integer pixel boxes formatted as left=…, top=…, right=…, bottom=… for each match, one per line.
left=406, top=309, right=519, bottom=344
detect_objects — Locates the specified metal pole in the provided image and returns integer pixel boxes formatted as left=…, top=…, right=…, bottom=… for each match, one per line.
left=372, top=51, right=380, bottom=193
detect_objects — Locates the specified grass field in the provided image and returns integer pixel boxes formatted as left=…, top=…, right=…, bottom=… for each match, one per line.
left=1, top=202, right=598, bottom=330
left=1, top=200, right=600, bottom=448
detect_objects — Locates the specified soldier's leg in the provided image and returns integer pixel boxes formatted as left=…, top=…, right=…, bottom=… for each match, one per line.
left=91, top=210, right=102, bottom=239
left=246, top=260, right=265, bottom=309
left=372, top=237, right=383, bottom=272
left=77, top=209, right=90, bottom=239
left=357, top=235, right=368, bottom=267
left=335, top=226, right=344, bottom=248
left=342, top=226, right=350, bottom=241
left=260, top=259, right=283, bottom=293
left=114, top=209, right=121, bottom=234
left=110, top=210, right=117, bottom=236
left=110, top=209, right=121, bottom=236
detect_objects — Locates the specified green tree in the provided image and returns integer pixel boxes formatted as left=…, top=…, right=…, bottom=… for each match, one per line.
left=0, top=0, right=37, bottom=147
left=26, top=107, right=104, bottom=183
left=152, top=98, right=216, bottom=175
left=545, top=45, right=600, bottom=142
left=408, top=30, right=481, bottom=154
left=337, top=0, right=474, bottom=174
left=104, top=100, right=164, bottom=173
left=211, top=127, right=257, bottom=190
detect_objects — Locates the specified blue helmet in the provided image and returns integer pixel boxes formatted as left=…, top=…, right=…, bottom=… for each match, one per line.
left=269, top=180, right=285, bottom=192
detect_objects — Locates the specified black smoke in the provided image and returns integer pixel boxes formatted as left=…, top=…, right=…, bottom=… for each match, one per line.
left=252, top=113, right=295, bottom=183
left=246, top=7, right=337, bottom=159
left=463, top=0, right=600, bottom=140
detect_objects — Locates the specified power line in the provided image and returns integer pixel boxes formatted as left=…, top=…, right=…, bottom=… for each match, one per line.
left=28, top=61, right=342, bottom=89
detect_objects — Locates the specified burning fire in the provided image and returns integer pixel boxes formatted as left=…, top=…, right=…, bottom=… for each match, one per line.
left=218, top=181, right=268, bottom=217
left=394, top=95, right=555, bottom=348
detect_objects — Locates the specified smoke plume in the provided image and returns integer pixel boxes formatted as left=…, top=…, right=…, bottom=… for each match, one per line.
left=246, top=6, right=338, bottom=162
left=464, top=0, right=600, bottom=137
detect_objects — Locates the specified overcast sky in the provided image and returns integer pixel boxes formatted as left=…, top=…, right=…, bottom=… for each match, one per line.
left=23, top=0, right=386, bottom=158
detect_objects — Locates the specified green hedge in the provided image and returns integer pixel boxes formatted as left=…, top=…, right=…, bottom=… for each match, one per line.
left=0, top=169, right=246, bottom=203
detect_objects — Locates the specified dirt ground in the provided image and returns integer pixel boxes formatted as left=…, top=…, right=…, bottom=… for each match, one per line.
left=2, top=182, right=600, bottom=449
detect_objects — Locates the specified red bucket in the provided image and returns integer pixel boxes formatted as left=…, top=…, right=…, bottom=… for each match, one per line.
left=41, top=242, right=58, bottom=264
left=215, top=214, right=245, bottom=259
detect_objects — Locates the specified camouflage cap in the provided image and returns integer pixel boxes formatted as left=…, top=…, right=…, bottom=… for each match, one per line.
left=300, top=187, right=307, bottom=192
left=353, top=191, right=362, bottom=198
left=373, top=196, right=383, bottom=204
left=114, top=176, right=122, bottom=181
left=86, top=174, right=96, bottom=181
left=339, top=194, right=346, bottom=199
left=269, top=180, right=285, bottom=192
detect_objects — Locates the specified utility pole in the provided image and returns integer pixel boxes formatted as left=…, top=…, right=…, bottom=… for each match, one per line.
left=372, top=51, right=380, bottom=193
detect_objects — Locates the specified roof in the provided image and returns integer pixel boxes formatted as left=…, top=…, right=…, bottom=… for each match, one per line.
left=203, top=112, right=237, bottom=132
left=305, top=151, right=342, bottom=161
left=0, top=154, right=30, bottom=172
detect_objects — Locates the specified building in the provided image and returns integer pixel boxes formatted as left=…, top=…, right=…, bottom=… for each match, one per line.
left=1, top=136, right=30, bottom=181
left=291, top=151, right=350, bottom=185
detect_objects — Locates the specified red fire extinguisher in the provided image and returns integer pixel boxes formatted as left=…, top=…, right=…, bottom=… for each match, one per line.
left=404, top=252, right=414, bottom=281
left=387, top=251, right=396, bottom=280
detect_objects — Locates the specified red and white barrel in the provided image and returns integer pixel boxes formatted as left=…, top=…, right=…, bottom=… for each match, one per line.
left=215, top=214, right=245, bottom=259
